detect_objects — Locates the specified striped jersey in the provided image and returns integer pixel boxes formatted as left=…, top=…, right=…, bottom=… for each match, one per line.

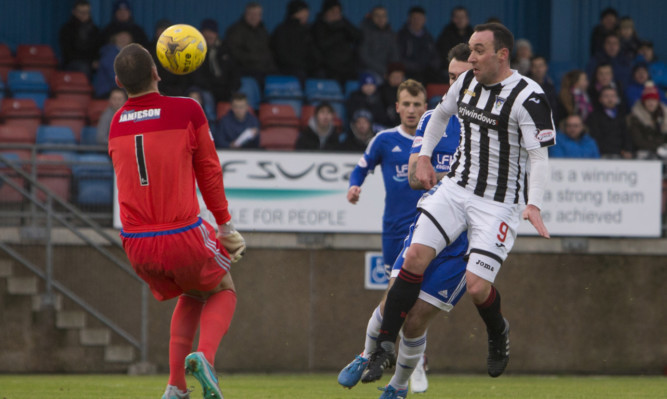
left=429, top=69, right=555, bottom=205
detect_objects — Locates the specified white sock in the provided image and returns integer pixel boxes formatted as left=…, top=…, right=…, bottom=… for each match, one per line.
left=389, top=333, right=427, bottom=390
left=362, top=305, right=383, bottom=358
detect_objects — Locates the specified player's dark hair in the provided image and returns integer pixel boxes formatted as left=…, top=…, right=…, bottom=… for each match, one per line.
left=113, top=43, right=155, bottom=95
left=474, top=22, right=514, bottom=55
left=448, top=43, right=471, bottom=63
left=231, top=92, right=248, bottom=102
left=396, top=79, right=426, bottom=101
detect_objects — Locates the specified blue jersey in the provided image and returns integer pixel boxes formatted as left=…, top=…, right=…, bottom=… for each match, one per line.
left=349, top=126, right=418, bottom=239
left=411, top=110, right=461, bottom=173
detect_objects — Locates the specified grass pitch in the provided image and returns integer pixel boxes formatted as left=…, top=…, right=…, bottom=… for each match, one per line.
left=0, top=373, right=664, bottom=399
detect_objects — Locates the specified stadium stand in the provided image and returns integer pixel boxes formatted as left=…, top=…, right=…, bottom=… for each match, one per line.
left=239, top=76, right=261, bottom=110
left=7, top=70, right=49, bottom=109
left=50, top=71, right=93, bottom=107
left=0, top=125, right=36, bottom=159
left=259, top=126, right=299, bottom=150
left=72, top=153, right=114, bottom=206
left=16, top=44, right=58, bottom=81
left=0, top=98, right=42, bottom=136
left=25, top=153, right=72, bottom=202
left=86, top=99, right=109, bottom=126
left=0, top=43, right=15, bottom=82
left=0, top=152, right=25, bottom=204
left=43, top=98, right=86, bottom=140
left=259, top=103, right=300, bottom=128
left=35, top=125, right=77, bottom=160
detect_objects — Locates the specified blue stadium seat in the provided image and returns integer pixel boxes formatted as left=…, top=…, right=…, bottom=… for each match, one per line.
left=7, top=70, right=49, bottom=109
left=264, top=75, right=303, bottom=100
left=72, top=153, right=113, bottom=206
left=239, top=76, right=261, bottom=110
left=344, top=80, right=359, bottom=98
left=80, top=126, right=98, bottom=146
left=305, top=79, right=344, bottom=103
left=35, top=125, right=77, bottom=160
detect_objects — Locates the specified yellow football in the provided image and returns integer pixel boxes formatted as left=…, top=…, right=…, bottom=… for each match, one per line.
left=156, top=24, right=207, bottom=75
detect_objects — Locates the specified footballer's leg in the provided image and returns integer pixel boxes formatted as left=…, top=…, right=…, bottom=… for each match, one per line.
left=185, top=273, right=236, bottom=399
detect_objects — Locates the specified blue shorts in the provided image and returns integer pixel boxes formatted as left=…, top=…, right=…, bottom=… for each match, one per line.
left=382, top=235, right=405, bottom=273
left=391, top=216, right=467, bottom=312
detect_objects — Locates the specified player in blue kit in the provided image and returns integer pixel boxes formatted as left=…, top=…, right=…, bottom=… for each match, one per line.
left=339, top=44, right=473, bottom=399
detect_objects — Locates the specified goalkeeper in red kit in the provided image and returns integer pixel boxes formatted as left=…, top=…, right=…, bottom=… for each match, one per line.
left=109, top=43, right=245, bottom=399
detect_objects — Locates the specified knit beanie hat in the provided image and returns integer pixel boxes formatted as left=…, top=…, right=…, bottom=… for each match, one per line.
left=288, top=0, right=309, bottom=16
left=641, top=81, right=660, bottom=103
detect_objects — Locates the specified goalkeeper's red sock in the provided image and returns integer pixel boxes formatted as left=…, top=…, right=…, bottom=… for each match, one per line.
left=197, top=289, right=237, bottom=365
left=168, top=295, right=204, bottom=391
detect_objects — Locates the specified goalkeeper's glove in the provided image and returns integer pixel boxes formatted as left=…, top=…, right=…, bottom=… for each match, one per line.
left=218, top=221, right=246, bottom=263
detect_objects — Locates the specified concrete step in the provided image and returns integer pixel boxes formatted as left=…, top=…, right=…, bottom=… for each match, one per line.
left=104, top=345, right=134, bottom=363
left=56, top=310, right=86, bottom=329
left=31, top=293, right=63, bottom=311
left=80, top=328, right=111, bottom=346
left=7, top=276, right=38, bottom=295
left=0, top=260, right=12, bottom=277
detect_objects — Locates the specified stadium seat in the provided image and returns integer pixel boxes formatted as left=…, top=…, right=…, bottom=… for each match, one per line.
left=25, top=153, right=72, bottom=202
left=86, top=99, right=109, bottom=126
left=264, top=75, right=303, bottom=100
left=344, top=80, right=359, bottom=98
left=72, top=153, right=113, bottom=206
left=268, top=98, right=302, bottom=118
left=0, top=152, right=26, bottom=204
left=50, top=71, right=93, bottom=107
left=216, top=101, right=230, bottom=120
left=0, top=79, right=4, bottom=102
left=0, top=98, right=42, bottom=136
left=259, top=103, right=300, bottom=128
left=35, top=125, right=77, bottom=160
left=16, top=44, right=58, bottom=81
left=259, top=126, right=299, bottom=150
left=425, top=83, right=449, bottom=101
left=300, top=104, right=343, bottom=130
left=79, top=126, right=98, bottom=146
left=0, top=43, right=16, bottom=82
left=7, top=70, right=49, bottom=109
left=304, top=79, right=344, bottom=102
left=43, top=98, right=87, bottom=140
left=239, top=76, right=261, bottom=110
left=0, top=125, right=36, bottom=158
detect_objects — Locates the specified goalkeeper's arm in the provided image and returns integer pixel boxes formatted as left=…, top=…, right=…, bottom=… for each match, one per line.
left=217, top=221, right=246, bottom=263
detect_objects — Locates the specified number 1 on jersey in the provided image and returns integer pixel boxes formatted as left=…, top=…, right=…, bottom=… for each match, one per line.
left=135, top=134, right=149, bottom=186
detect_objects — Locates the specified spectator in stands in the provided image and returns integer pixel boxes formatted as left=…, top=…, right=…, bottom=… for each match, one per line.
left=225, top=2, right=277, bottom=84
left=618, top=17, right=642, bottom=60
left=587, top=85, right=633, bottom=158
left=358, top=5, right=400, bottom=79
left=338, top=109, right=375, bottom=152
left=627, top=82, right=667, bottom=159
left=271, top=0, right=320, bottom=82
left=397, top=6, right=439, bottom=84
left=587, top=33, right=633, bottom=89
left=378, top=62, right=406, bottom=127
left=296, top=101, right=340, bottom=150
left=549, top=114, right=600, bottom=159
left=187, top=86, right=216, bottom=122
left=96, top=87, right=126, bottom=145
left=590, top=7, right=618, bottom=56
left=626, top=63, right=652, bottom=107
left=636, top=41, right=667, bottom=90
left=311, top=0, right=360, bottom=83
left=101, top=0, right=148, bottom=47
left=436, top=6, right=473, bottom=77
left=588, top=63, right=627, bottom=114
left=191, top=19, right=240, bottom=103
left=511, top=39, right=532, bottom=76
left=529, top=55, right=558, bottom=122
left=93, top=30, right=132, bottom=98
left=148, top=18, right=190, bottom=97
left=346, top=72, right=389, bottom=128
left=213, top=92, right=260, bottom=149
left=59, top=0, right=101, bottom=80
left=557, top=69, right=593, bottom=123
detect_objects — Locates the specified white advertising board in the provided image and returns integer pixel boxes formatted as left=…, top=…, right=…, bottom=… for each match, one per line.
left=517, top=159, right=662, bottom=237
left=115, top=153, right=662, bottom=237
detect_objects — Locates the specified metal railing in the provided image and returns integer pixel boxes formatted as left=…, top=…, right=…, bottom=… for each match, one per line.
left=0, top=151, right=149, bottom=363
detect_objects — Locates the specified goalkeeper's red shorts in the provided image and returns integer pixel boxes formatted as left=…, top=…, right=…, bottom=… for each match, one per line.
left=121, top=217, right=231, bottom=301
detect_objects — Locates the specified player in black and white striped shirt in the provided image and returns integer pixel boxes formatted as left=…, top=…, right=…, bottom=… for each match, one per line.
left=363, top=23, right=555, bottom=385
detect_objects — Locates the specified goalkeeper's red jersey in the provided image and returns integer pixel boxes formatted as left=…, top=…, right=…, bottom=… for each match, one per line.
left=109, top=92, right=231, bottom=233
